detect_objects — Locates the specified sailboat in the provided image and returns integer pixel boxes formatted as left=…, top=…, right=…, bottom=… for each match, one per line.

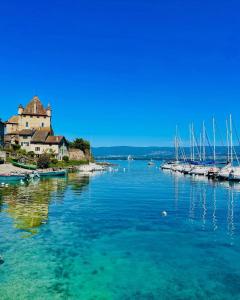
left=170, top=128, right=184, bottom=172
left=182, top=124, right=195, bottom=174
left=218, top=115, right=234, bottom=180
left=189, top=122, right=209, bottom=176
left=161, top=127, right=180, bottom=171
left=228, top=117, right=240, bottom=181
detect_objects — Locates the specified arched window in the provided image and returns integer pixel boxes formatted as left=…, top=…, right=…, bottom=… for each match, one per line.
left=26, top=122, right=29, bottom=128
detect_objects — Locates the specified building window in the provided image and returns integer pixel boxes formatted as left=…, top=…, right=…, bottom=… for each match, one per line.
left=26, top=122, right=29, bottom=128
left=35, top=147, right=40, bottom=152
left=23, top=136, right=28, bottom=139
left=41, top=122, right=44, bottom=127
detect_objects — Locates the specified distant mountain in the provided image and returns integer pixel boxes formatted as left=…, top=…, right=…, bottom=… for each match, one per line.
left=92, top=146, right=173, bottom=157
left=92, top=146, right=176, bottom=160
left=92, top=146, right=232, bottom=161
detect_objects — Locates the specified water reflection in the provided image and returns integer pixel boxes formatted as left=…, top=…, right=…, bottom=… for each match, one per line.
left=0, top=173, right=90, bottom=236
left=212, top=186, right=218, bottom=231
left=171, top=172, right=239, bottom=242
left=227, top=188, right=235, bottom=242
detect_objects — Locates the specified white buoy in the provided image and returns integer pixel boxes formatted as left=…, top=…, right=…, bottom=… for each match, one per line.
left=161, top=211, right=167, bottom=217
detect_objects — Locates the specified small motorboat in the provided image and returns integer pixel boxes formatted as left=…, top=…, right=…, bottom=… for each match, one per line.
left=127, top=155, right=134, bottom=161
left=0, top=174, right=27, bottom=182
left=38, top=169, right=67, bottom=177
left=12, top=161, right=37, bottom=170
left=148, top=160, right=155, bottom=166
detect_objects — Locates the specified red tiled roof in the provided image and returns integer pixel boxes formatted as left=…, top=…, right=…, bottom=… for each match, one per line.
left=18, top=129, right=35, bottom=136
left=4, top=135, right=19, bottom=142
left=22, top=96, right=48, bottom=116
left=45, top=136, right=64, bottom=145
left=4, top=135, right=12, bottom=142
left=7, top=115, right=19, bottom=124
left=31, top=128, right=50, bottom=143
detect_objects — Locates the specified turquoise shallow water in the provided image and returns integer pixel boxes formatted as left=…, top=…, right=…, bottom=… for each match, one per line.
left=1, top=161, right=240, bottom=299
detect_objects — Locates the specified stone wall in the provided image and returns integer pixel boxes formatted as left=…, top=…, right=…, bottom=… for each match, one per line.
left=18, top=114, right=51, bottom=131
left=0, top=151, right=6, bottom=162
left=69, top=148, right=87, bottom=161
left=0, top=121, right=4, bottom=147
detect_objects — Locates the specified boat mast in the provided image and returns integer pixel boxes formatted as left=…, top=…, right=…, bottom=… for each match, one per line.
left=192, top=123, right=195, bottom=161
left=226, top=119, right=230, bottom=162
left=203, top=121, right=206, bottom=161
left=200, top=132, right=202, bottom=161
left=189, top=124, right=192, bottom=161
left=213, top=117, right=216, bottom=162
left=230, top=114, right=233, bottom=164
left=175, top=125, right=179, bottom=162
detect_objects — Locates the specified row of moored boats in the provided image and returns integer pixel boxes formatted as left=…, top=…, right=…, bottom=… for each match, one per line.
left=161, top=115, right=240, bottom=181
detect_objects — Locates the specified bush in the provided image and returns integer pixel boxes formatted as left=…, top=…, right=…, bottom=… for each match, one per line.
left=12, top=144, right=21, bottom=151
left=63, top=156, right=69, bottom=163
left=37, top=154, right=51, bottom=169
left=51, top=158, right=58, bottom=165
left=27, top=151, right=35, bottom=158
left=18, top=149, right=27, bottom=156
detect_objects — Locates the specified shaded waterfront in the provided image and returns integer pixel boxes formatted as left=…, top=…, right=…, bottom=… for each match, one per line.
left=1, top=162, right=240, bottom=299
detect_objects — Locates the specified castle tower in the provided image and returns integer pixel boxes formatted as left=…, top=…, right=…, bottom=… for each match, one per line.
left=18, top=104, right=24, bottom=115
left=46, top=103, right=51, bottom=117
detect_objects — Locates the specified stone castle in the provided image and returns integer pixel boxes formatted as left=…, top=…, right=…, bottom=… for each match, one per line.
left=4, top=96, right=69, bottom=160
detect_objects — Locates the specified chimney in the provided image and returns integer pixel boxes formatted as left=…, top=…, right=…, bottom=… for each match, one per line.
left=46, top=103, right=51, bottom=117
left=18, top=104, right=24, bottom=115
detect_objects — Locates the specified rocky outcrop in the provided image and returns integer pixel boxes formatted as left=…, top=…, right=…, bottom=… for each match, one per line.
left=69, top=148, right=87, bottom=161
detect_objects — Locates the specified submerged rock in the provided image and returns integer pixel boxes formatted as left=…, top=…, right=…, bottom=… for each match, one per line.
left=91, top=269, right=98, bottom=275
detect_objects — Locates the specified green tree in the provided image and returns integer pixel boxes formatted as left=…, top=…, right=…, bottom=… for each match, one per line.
left=70, top=138, right=90, bottom=153
left=37, top=154, right=51, bottom=169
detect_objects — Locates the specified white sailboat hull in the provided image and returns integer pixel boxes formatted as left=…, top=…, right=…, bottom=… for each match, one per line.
left=182, top=165, right=193, bottom=174
left=218, top=165, right=233, bottom=180
left=189, top=166, right=210, bottom=176
left=161, top=163, right=174, bottom=170
left=229, top=167, right=240, bottom=181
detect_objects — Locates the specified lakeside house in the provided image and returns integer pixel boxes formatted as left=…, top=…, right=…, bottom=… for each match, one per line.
left=0, top=119, right=4, bottom=147
left=4, top=96, right=69, bottom=160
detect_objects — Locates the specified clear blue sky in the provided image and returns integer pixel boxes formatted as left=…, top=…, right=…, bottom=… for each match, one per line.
left=0, top=0, right=240, bottom=146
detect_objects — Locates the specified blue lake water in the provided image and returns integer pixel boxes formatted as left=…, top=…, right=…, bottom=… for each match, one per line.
left=1, top=161, right=240, bottom=299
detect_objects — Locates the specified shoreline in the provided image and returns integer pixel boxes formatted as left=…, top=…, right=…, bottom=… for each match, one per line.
left=0, top=162, right=108, bottom=176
